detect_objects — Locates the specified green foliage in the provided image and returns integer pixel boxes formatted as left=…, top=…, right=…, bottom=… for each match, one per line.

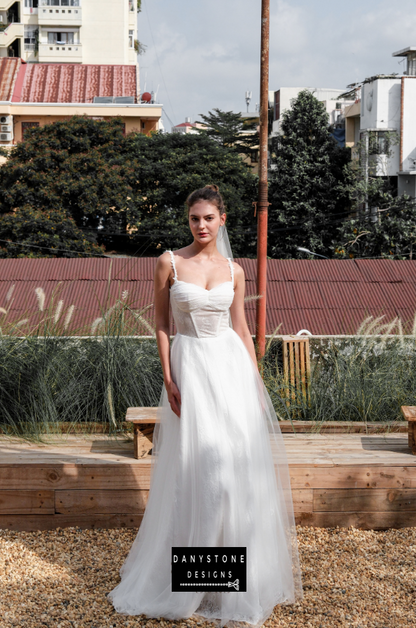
left=0, top=336, right=162, bottom=438
left=334, top=193, right=416, bottom=259
left=333, top=130, right=416, bottom=259
left=0, top=116, right=132, bottom=232
left=262, top=316, right=416, bottom=424
left=0, top=206, right=104, bottom=258
left=0, top=287, right=163, bottom=438
left=134, top=39, right=146, bottom=55
left=196, top=108, right=259, bottom=157
left=268, top=90, right=351, bottom=258
left=0, top=117, right=258, bottom=257
left=123, top=131, right=258, bottom=256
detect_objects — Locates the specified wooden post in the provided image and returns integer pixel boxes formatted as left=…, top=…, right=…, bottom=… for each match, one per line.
left=255, top=0, right=270, bottom=361
left=401, top=406, right=416, bottom=455
left=282, top=336, right=311, bottom=407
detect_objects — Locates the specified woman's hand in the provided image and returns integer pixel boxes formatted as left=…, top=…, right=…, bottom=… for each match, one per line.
left=166, top=380, right=181, bottom=418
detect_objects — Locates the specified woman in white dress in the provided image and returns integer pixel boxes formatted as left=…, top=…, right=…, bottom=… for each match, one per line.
left=107, top=185, right=303, bottom=627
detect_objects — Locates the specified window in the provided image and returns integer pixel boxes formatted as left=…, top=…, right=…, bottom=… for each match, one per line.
left=40, top=0, right=79, bottom=6
left=48, top=31, right=74, bottom=44
left=25, top=0, right=39, bottom=8
left=129, top=29, right=134, bottom=48
left=21, top=122, right=39, bottom=140
left=24, top=25, right=37, bottom=50
left=368, top=131, right=391, bottom=155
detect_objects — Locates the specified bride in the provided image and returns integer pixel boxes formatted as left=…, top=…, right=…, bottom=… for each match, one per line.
left=107, top=184, right=303, bottom=627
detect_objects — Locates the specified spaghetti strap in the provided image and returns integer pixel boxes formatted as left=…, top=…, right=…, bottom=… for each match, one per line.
left=166, top=250, right=178, bottom=281
left=227, top=257, right=234, bottom=286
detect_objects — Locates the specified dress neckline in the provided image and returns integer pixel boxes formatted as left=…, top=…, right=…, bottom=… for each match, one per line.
left=170, top=278, right=234, bottom=292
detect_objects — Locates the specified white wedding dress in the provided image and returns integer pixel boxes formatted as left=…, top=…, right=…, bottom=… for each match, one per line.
left=107, top=251, right=303, bottom=627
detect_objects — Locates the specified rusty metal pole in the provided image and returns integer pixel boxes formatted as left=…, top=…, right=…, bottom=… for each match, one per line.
left=255, top=0, right=270, bottom=361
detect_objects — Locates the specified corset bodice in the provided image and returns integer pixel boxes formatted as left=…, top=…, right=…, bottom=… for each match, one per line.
left=167, top=250, right=235, bottom=338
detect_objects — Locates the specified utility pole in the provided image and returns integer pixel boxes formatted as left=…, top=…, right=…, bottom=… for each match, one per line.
left=255, top=0, right=270, bottom=361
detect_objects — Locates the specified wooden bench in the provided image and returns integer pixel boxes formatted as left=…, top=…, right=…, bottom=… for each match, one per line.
left=401, top=406, right=416, bottom=455
left=125, top=407, right=159, bottom=459
left=126, top=405, right=409, bottom=459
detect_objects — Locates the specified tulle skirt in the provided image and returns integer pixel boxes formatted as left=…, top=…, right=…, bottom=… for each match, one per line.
left=107, top=327, right=303, bottom=627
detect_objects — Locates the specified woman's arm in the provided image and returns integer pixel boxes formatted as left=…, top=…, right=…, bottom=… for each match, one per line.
left=154, top=252, right=181, bottom=417
left=229, top=263, right=259, bottom=370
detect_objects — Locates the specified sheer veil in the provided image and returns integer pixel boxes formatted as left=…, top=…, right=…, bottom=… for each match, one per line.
left=215, top=223, right=303, bottom=605
left=216, top=224, right=234, bottom=328
left=216, top=223, right=233, bottom=263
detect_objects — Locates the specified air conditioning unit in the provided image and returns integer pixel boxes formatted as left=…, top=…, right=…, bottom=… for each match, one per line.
left=1, top=124, right=11, bottom=133
left=0, top=115, right=12, bottom=125
left=0, top=132, right=12, bottom=142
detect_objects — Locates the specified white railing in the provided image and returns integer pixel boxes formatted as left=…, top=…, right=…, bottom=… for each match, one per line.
left=39, top=0, right=80, bottom=6
left=38, top=41, right=82, bottom=61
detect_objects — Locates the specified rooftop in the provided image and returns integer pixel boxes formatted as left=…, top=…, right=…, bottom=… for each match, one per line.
left=0, top=59, right=138, bottom=104
left=1, top=258, right=416, bottom=336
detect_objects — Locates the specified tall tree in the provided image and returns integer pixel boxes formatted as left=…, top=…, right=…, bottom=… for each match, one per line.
left=0, top=116, right=135, bottom=233
left=0, top=118, right=258, bottom=257
left=122, top=131, right=258, bottom=256
left=0, top=206, right=104, bottom=258
left=196, top=108, right=259, bottom=157
left=268, top=90, right=351, bottom=258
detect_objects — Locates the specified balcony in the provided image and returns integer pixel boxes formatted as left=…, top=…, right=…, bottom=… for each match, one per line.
left=0, top=21, right=23, bottom=47
left=38, top=6, right=82, bottom=26
left=38, top=41, right=82, bottom=62
left=0, top=0, right=19, bottom=11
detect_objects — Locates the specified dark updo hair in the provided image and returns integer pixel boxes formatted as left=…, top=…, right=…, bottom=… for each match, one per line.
left=186, top=184, right=226, bottom=215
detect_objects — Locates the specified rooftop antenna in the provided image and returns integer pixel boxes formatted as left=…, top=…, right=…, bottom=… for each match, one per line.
left=245, top=90, right=252, bottom=112
left=153, top=84, right=160, bottom=103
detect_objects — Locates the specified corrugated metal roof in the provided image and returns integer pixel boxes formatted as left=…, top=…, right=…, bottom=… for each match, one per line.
left=0, top=58, right=21, bottom=101
left=16, top=64, right=137, bottom=104
left=1, top=258, right=416, bottom=335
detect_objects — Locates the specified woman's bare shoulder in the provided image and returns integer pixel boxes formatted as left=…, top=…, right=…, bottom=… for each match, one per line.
left=155, top=250, right=173, bottom=273
left=231, top=261, right=245, bottom=280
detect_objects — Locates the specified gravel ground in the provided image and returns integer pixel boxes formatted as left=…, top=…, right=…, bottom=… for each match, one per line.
left=0, top=525, right=415, bottom=628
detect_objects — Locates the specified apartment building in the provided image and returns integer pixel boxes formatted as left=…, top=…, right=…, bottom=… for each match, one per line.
left=344, top=46, right=416, bottom=197
left=271, top=87, right=354, bottom=138
left=0, top=0, right=137, bottom=65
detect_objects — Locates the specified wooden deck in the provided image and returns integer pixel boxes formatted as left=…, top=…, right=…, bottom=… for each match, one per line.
left=0, top=432, right=415, bottom=531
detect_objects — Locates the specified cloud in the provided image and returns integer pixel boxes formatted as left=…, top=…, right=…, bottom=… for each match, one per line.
left=138, top=0, right=416, bottom=129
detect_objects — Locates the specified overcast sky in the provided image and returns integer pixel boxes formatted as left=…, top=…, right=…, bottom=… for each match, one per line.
left=138, top=0, right=415, bottom=130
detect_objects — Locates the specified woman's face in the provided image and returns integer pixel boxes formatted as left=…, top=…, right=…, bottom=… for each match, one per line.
left=188, top=200, right=226, bottom=245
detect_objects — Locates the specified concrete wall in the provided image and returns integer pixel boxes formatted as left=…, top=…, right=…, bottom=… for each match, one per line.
left=360, top=79, right=401, bottom=176
left=82, top=0, right=135, bottom=65
left=11, top=114, right=157, bottom=142
left=398, top=175, right=416, bottom=196
left=401, top=77, right=416, bottom=172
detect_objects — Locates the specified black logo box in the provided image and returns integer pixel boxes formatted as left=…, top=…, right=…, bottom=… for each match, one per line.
left=172, top=547, right=247, bottom=592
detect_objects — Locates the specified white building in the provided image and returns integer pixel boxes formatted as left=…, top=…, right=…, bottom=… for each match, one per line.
left=0, top=0, right=137, bottom=65
left=345, top=47, right=416, bottom=197
left=271, top=87, right=354, bottom=136
left=172, top=117, right=205, bottom=134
